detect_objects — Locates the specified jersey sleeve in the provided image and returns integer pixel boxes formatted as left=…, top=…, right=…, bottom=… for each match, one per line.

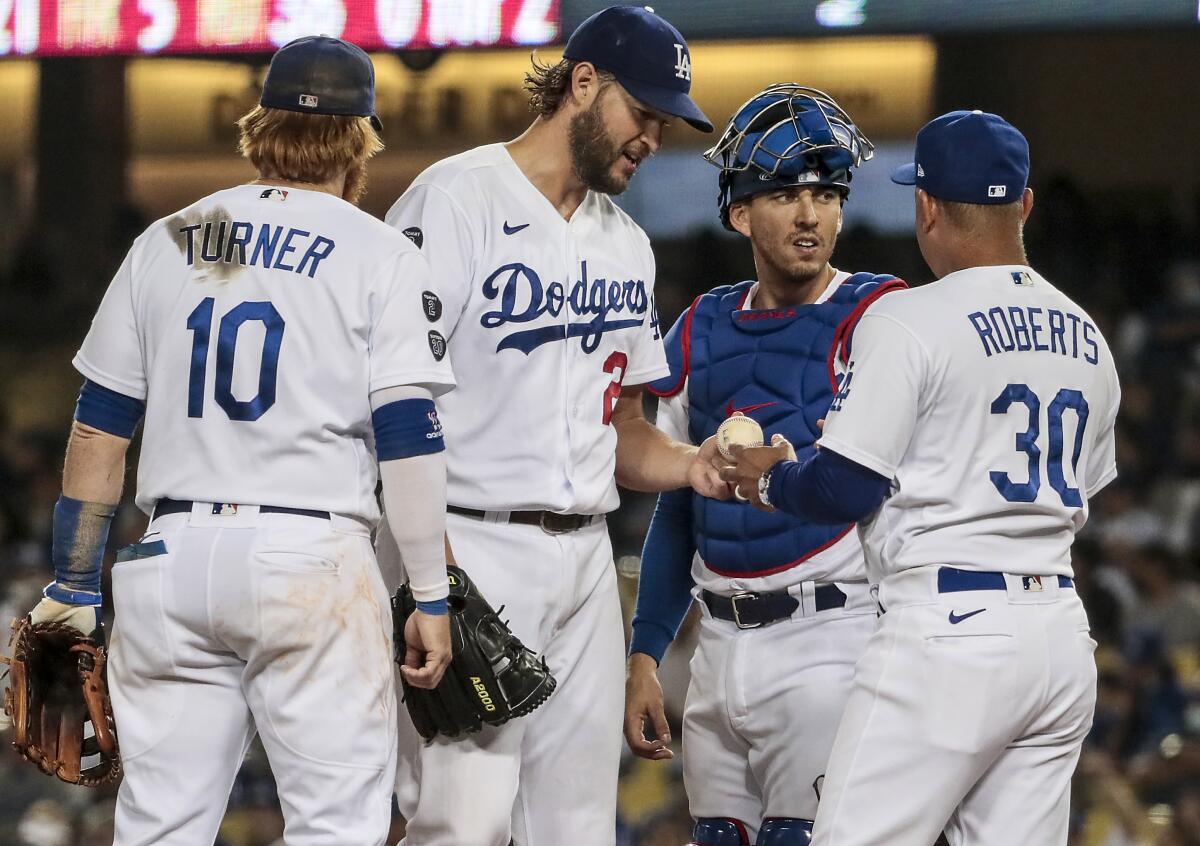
left=72, top=249, right=147, bottom=400
left=384, top=182, right=476, bottom=336
left=370, top=250, right=456, bottom=396
left=817, top=312, right=929, bottom=479
left=623, top=246, right=670, bottom=386
left=646, top=298, right=698, bottom=397
left=655, top=387, right=691, bottom=443
left=1083, top=366, right=1120, bottom=496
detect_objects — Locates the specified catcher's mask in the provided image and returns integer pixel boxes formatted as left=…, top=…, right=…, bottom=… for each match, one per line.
left=703, top=84, right=874, bottom=230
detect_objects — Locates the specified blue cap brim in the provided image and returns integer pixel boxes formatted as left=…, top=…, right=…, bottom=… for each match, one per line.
left=890, top=162, right=917, bottom=185
left=617, top=75, right=713, bottom=133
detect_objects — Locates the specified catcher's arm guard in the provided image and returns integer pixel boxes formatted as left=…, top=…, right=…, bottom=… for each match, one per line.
left=1, top=617, right=121, bottom=785
left=393, top=565, right=556, bottom=740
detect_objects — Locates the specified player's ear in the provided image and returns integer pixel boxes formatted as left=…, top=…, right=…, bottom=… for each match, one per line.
left=728, top=201, right=752, bottom=239
left=569, top=61, right=602, bottom=109
left=835, top=209, right=844, bottom=236
left=915, top=189, right=936, bottom=234
left=1020, top=187, right=1034, bottom=222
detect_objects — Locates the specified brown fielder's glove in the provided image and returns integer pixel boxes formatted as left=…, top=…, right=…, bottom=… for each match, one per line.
left=393, top=565, right=556, bottom=740
left=1, top=617, right=120, bottom=785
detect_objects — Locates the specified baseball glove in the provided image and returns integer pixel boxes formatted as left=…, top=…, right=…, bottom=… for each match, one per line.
left=393, top=566, right=556, bottom=740
left=1, top=617, right=120, bottom=785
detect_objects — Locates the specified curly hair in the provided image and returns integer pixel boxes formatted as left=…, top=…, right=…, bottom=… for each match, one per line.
left=236, top=106, right=383, bottom=185
left=523, top=56, right=615, bottom=118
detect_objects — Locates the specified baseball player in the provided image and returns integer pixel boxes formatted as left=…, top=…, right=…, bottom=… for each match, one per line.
left=380, top=6, right=722, bottom=845
left=722, top=111, right=1120, bottom=846
left=22, top=37, right=456, bottom=846
left=623, top=85, right=904, bottom=846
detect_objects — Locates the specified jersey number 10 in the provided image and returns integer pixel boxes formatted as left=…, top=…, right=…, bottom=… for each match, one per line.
left=186, top=298, right=285, bottom=422
left=990, top=383, right=1089, bottom=507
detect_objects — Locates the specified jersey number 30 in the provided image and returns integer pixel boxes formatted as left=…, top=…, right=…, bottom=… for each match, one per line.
left=186, top=298, right=285, bottom=422
left=990, top=383, right=1089, bottom=507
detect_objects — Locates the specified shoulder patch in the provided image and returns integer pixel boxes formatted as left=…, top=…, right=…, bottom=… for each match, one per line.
left=402, top=227, right=424, bottom=249
left=427, top=330, right=447, bottom=361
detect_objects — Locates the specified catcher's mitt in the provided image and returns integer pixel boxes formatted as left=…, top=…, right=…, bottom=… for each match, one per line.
left=393, top=566, right=556, bottom=740
left=1, top=617, right=120, bottom=785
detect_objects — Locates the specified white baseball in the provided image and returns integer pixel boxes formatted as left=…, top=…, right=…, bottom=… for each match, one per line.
left=716, top=415, right=764, bottom=460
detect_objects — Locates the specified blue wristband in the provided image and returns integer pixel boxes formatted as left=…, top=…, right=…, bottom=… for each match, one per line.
left=43, top=581, right=103, bottom=606
left=416, top=598, right=448, bottom=616
left=51, top=495, right=116, bottom=594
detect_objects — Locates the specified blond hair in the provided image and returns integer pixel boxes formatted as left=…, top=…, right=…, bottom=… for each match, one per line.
left=237, top=106, right=383, bottom=185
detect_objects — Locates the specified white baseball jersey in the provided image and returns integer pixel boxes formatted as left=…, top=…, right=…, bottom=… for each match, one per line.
left=385, top=144, right=668, bottom=514
left=819, top=264, right=1120, bottom=582
left=74, top=184, right=455, bottom=521
left=657, top=271, right=865, bottom=593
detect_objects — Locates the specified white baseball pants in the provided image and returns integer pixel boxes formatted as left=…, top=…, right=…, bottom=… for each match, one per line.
left=108, top=505, right=398, bottom=846
left=683, top=582, right=876, bottom=842
left=812, top=568, right=1097, bottom=846
left=395, top=513, right=624, bottom=846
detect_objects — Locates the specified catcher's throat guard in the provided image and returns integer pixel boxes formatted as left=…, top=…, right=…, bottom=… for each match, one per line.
left=393, top=565, right=556, bottom=740
left=2, top=617, right=121, bottom=785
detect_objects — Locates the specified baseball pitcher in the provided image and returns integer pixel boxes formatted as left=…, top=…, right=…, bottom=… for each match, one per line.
left=624, top=86, right=903, bottom=846
left=380, top=6, right=724, bottom=845
left=722, top=111, right=1119, bottom=846
left=12, top=37, right=456, bottom=846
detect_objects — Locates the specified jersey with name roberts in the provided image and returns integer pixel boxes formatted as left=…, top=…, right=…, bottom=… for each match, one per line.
left=819, top=265, right=1120, bottom=582
left=74, top=184, right=455, bottom=521
left=386, top=144, right=668, bottom=515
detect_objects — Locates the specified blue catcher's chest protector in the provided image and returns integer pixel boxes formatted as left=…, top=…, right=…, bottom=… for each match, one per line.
left=654, top=272, right=901, bottom=576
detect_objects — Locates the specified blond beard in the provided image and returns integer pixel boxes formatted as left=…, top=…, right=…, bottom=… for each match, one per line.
left=342, top=160, right=369, bottom=205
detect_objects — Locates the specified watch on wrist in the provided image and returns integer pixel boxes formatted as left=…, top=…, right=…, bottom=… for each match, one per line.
left=758, top=468, right=774, bottom=509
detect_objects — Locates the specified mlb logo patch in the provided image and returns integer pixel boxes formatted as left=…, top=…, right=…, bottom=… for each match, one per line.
left=298, top=94, right=319, bottom=108
left=1021, top=576, right=1044, bottom=592
left=213, top=503, right=239, bottom=516
left=259, top=188, right=288, bottom=202
left=988, top=185, right=1007, bottom=198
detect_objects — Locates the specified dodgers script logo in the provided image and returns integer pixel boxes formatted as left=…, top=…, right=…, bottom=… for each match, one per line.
left=481, top=260, right=656, bottom=354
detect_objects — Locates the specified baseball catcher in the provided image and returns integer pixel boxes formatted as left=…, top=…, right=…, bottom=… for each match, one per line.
left=394, top=566, right=556, bottom=740
left=2, top=600, right=120, bottom=786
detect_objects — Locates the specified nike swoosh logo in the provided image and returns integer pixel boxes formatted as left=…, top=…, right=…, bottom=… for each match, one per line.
left=948, top=608, right=986, bottom=625
left=502, top=221, right=529, bottom=235
left=724, top=401, right=778, bottom=417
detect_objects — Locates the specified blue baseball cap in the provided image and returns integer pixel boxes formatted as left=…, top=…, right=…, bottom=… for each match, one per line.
left=261, top=35, right=383, bottom=132
left=564, top=5, right=713, bottom=133
left=891, top=110, right=1029, bottom=204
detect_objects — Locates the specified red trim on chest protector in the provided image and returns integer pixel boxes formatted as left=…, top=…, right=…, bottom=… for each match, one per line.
left=702, top=522, right=855, bottom=578
left=826, top=279, right=908, bottom=390
left=647, top=293, right=703, bottom=398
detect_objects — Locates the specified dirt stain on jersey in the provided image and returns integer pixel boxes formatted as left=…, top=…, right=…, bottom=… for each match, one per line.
left=169, top=206, right=242, bottom=285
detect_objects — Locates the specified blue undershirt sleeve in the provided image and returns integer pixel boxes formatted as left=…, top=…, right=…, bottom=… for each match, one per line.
left=74, top=379, right=145, bottom=439
left=372, top=399, right=445, bottom=460
left=629, top=487, right=697, bottom=664
left=767, top=448, right=891, bottom=525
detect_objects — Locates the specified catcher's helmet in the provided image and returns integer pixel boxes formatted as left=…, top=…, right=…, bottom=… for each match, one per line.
left=703, top=84, right=874, bottom=230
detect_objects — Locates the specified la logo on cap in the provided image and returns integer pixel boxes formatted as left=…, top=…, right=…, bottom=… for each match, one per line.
left=673, top=43, right=691, bottom=80
left=298, top=94, right=319, bottom=108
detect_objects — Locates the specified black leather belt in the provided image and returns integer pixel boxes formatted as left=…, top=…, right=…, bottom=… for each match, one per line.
left=153, top=499, right=330, bottom=520
left=702, top=585, right=847, bottom=629
left=447, top=504, right=601, bottom=534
